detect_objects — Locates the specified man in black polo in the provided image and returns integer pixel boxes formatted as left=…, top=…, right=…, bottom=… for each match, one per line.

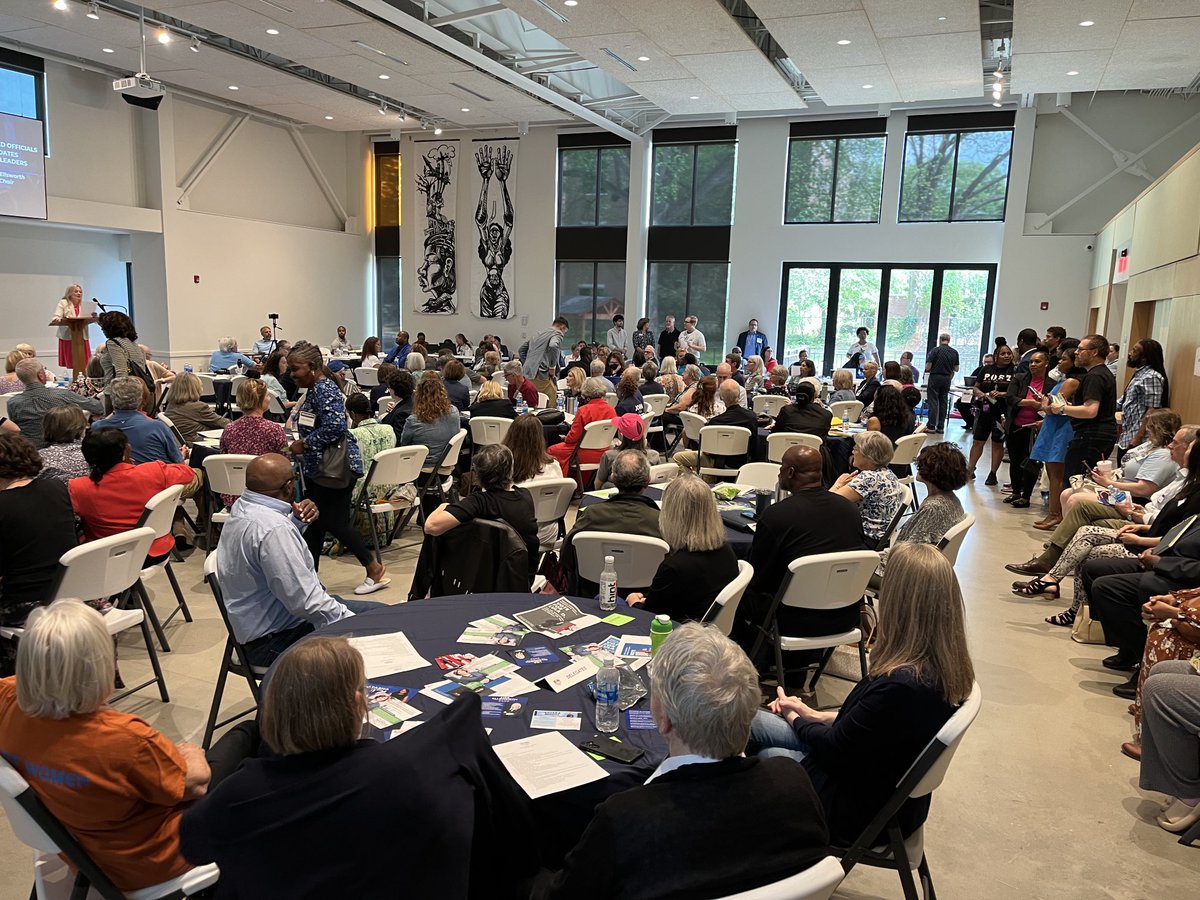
left=923, top=332, right=959, bottom=434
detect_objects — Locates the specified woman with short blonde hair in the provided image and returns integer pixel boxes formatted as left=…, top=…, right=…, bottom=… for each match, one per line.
left=626, top=473, right=739, bottom=621
left=477, top=379, right=503, bottom=401
left=750, top=542, right=974, bottom=845
left=0, top=349, right=24, bottom=394
left=164, top=371, right=229, bottom=444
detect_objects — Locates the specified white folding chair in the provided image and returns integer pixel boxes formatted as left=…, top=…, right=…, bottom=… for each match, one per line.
left=701, top=560, right=754, bottom=638
left=196, top=373, right=217, bottom=399
left=736, top=462, right=780, bottom=491
left=355, top=366, right=379, bottom=387
left=605, top=391, right=618, bottom=408
left=892, top=433, right=927, bottom=512
left=829, top=400, right=864, bottom=423
left=266, top=393, right=289, bottom=419
left=376, top=396, right=393, bottom=417
left=154, top=412, right=188, bottom=448
left=58, top=528, right=170, bottom=704
left=354, top=445, right=429, bottom=561
left=569, top=420, right=617, bottom=491
left=536, top=391, right=549, bottom=409
left=229, top=374, right=247, bottom=397
left=753, top=394, right=790, bottom=418
left=752, top=550, right=880, bottom=695
left=716, top=856, right=843, bottom=900
left=418, top=430, right=468, bottom=508
left=767, top=431, right=822, bottom=463
left=0, top=395, right=8, bottom=418
left=0, top=754, right=221, bottom=900
left=835, top=684, right=983, bottom=900
left=937, top=513, right=976, bottom=565
left=643, top=393, right=669, bottom=417
left=648, top=462, right=679, bottom=485
left=669, top=409, right=707, bottom=456
left=519, top=477, right=577, bottom=555
left=571, top=531, right=670, bottom=590
left=469, top=415, right=513, bottom=447
left=201, top=552, right=269, bottom=749
left=134, top=484, right=191, bottom=639
left=697, top=425, right=751, bottom=480
left=202, top=454, right=255, bottom=547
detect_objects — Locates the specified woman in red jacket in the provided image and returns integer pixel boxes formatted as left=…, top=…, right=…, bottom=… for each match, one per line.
left=548, top=376, right=617, bottom=481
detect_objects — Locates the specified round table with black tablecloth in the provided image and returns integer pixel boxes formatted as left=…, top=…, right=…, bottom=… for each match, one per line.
left=273, top=594, right=669, bottom=864
left=577, top=485, right=755, bottom=560
left=754, top=427, right=856, bottom=475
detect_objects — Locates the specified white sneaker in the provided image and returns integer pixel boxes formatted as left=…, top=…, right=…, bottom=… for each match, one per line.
left=354, top=576, right=391, bottom=595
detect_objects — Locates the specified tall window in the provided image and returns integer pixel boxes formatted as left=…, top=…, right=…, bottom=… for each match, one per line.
left=0, top=48, right=47, bottom=149
left=779, top=263, right=996, bottom=374
left=899, top=113, right=1014, bottom=223
left=558, top=146, right=629, bottom=227
left=651, top=140, right=736, bottom=226
left=556, top=261, right=626, bottom=344
left=785, top=121, right=886, bottom=224
left=373, top=142, right=401, bottom=336
left=647, top=262, right=730, bottom=360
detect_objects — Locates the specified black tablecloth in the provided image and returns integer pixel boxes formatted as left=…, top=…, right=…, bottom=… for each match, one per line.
left=754, top=427, right=855, bottom=475
left=278, top=594, right=669, bottom=862
left=577, top=485, right=755, bottom=560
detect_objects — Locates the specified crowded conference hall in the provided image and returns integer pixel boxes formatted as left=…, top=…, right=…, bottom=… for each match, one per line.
left=3, top=1, right=1200, bottom=897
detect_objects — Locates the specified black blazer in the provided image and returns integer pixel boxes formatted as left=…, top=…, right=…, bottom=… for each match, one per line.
left=534, top=756, right=828, bottom=900
left=380, top=398, right=413, bottom=441
left=855, top=377, right=879, bottom=407
left=180, top=693, right=539, bottom=900
left=639, top=545, right=740, bottom=622
left=468, top=398, right=517, bottom=420
left=1003, top=370, right=1042, bottom=436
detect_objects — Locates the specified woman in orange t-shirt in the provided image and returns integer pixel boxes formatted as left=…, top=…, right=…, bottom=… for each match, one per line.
left=0, top=602, right=211, bottom=891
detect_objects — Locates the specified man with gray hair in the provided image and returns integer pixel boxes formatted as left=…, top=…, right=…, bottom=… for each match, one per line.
left=672, top=379, right=759, bottom=479
left=208, top=337, right=256, bottom=373
left=562, top=448, right=660, bottom=594
left=503, top=359, right=539, bottom=409
left=534, top=623, right=828, bottom=897
left=91, top=376, right=182, bottom=464
left=923, top=331, right=959, bottom=434
left=519, top=316, right=568, bottom=408
left=7, top=359, right=102, bottom=448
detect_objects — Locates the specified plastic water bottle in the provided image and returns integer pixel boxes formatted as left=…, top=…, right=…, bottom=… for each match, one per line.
left=184, top=365, right=193, bottom=374
left=556, top=391, right=565, bottom=413
left=651, top=614, right=673, bottom=656
left=599, top=555, right=617, bottom=611
left=1040, top=490, right=1049, bottom=509
left=595, top=655, right=620, bottom=733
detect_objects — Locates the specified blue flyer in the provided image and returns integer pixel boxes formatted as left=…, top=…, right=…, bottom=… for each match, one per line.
left=507, top=646, right=560, bottom=666
left=481, top=696, right=529, bottom=718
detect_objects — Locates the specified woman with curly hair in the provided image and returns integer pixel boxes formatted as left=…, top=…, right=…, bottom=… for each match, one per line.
left=614, top=366, right=645, bottom=415
left=656, top=357, right=685, bottom=400
left=400, top=373, right=460, bottom=465
left=96, top=311, right=149, bottom=390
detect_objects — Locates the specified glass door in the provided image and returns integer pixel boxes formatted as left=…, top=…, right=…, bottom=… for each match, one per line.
left=884, top=269, right=936, bottom=373
left=781, top=267, right=832, bottom=372
left=834, top=268, right=882, bottom=368
left=939, top=269, right=993, bottom=371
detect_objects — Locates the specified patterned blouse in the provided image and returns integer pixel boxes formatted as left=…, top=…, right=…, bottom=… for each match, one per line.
left=351, top=419, right=398, bottom=499
left=297, top=376, right=362, bottom=479
left=0, top=375, right=21, bottom=395
left=848, top=467, right=905, bottom=544
left=632, top=331, right=651, bottom=351
left=38, top=441, right=90, bottom=484
left=219, top=415, right=288, bottom=457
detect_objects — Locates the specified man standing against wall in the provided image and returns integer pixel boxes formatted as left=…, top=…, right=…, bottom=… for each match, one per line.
left=1043, top=333, right=1118, bottom=478
left=924, top=332, right=960, bottom=434
left=606, top=315, right=632, bottom=357
left=735, top=319, right=769, bottom=360
left=658, top=315, right=681, bottom=362
left=678, top=316, right=706, bottom=359
left=519, top=316, right=568, bottom=407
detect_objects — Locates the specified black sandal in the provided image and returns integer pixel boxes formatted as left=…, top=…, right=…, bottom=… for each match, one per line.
left=1046, top=607, right=1076, bottom=627
left=1012, top=577, right=1060, bottom=599
left=1011, top=497, right=1030, bottom=508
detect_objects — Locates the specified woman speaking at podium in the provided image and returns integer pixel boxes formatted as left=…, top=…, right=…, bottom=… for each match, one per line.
left=51, top=283, right=91, bottom=369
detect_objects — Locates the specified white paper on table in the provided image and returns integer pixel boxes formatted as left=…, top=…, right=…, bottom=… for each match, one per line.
left=545, top=658, right=598, bottom=693
left=492, top=731, right=608, bottom=799
left=489, top=673, right=541, bottom=697
left=346, top=632, right=430, bottom=678
left=617, top=635, right=653, bottom=659
left=387, top=720, right=424, bottom=739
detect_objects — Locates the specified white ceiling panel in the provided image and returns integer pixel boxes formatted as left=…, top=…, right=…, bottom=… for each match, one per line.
left=224, top=0, right=371, bottom=29
left=1011, top=0, right=1132, bottom=54
left=287, top=54, right=432, bottom=95
left=1009, top=52, right=1103, bottom=94
left=803, top=64, right=901, bottom=105
left=677, top=50, right=793, bottom=96
left=0, top=12, right=46, bottom=33
left=862, top=0, right=978, bottom=39
left=497, top=0, right=637, bottom=39
left=724, top=90, right=807, bottom=112
left=297, top=22, right=473, bottom=75
left=878, top=31, right=982, bottom=101
left=633, top=78, right=732, bottom=114
left=560, top=33, right=691, bottom=84
left=750, top=1, right=863, bottom=16
left=765, top=11, right=886, bottom=68
left=609, top=0, right=756, bottom=56
left=1128, top=0, right=1200, bottom=18
left=166, top=2, right=345, bottom=59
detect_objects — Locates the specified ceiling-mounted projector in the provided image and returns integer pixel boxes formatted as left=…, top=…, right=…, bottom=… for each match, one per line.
left=113, top=74, right=165, bottom=110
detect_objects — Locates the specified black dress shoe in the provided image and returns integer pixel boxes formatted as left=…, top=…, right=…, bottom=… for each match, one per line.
left=1113, top=680, right=1138, bottom=700
left=1011, top=498, right=1030, bottom=508
left=1102, top=654, right=1138, bottom=671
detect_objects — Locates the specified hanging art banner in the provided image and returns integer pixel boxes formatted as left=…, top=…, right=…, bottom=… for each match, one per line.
left=412, top=140, right=459, bottom=315
left=469, top=137, right=518, bottom=320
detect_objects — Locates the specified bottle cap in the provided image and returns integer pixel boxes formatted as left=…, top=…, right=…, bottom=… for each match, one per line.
left=656, top=614, right=669, bottom=622
left=604, top=555, right=614, bottom=564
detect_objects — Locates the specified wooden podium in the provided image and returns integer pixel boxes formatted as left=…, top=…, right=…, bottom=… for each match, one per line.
left=50, top=316, right=97, bottom=378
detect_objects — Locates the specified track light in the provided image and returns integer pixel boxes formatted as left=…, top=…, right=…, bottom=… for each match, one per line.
left=157, top=28, right=171, bottom=44
left=378, top=99, right=388, bottom=115
left=190, top=35, right=200, bottom=52
left=86, top=1, right=100, bottom=20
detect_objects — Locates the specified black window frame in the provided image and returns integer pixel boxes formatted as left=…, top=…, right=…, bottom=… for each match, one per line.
left=0, top=47, right=49, bottom=152
left=372, top=141, right=401, bottom=336
left=646, top=260, right=731, bottom=364
left=784, top=119, right=887, bottom=225
left=898, top=112, right=1015, bottom=225
left=777, top=262, right=998, bottom=374
left=555, top=259, right=627, bottom=345
left=556, top=144, right=630, bottom=228
left=649, top=126, right=738, bottom=228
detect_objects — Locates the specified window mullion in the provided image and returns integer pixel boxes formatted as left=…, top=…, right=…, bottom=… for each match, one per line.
left=828, top=138, right=840, bottom=223
left=948, top=132, right=963, bottom=223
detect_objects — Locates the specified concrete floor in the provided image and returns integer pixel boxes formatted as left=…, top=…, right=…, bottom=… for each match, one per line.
left=2, top=428, right=1197, bottom=898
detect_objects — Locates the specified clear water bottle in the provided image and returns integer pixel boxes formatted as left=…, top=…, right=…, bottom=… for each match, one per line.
left=556, top=391, right=565, bottom=412
left=650, top=614, right=673, bottom=656
left=184, top=365, right=193, bottom=374
left=1040, top=490, right=1049, bottom=509
left=599, top=555, right=617, bottom=611
left=595, top=654, right=619, bottom=733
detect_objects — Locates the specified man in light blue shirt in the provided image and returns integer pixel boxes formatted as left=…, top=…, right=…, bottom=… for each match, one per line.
left=209, top=336, right=258, bottom=372
left=252, top=326, right=276, bottom=356
left=216, top=454, right=384, bottom=666
left=91, top=376, right=182, bottom=463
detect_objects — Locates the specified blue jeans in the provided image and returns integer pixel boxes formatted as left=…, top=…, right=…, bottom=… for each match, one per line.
left=339, top=597, right=390, bottom=615
left=243, top=597, right=388, bottom=667
left=748, top=709, right=811, bottom=763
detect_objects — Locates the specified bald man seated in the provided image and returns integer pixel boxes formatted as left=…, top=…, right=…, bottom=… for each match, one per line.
left=215, top=453, right=386, bottom=667
left=733, top=445, right=865, bottom=658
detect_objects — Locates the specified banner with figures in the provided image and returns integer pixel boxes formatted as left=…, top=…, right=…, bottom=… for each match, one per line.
left=468, top=137, right=518, bottom=320
left=412, top=140, right=459, bottom=315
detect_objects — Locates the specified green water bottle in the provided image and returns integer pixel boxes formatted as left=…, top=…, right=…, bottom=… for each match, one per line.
left=650, top=614, right=673, bottom=656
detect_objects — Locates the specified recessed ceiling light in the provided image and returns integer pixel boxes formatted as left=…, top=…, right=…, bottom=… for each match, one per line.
left=837, top=39, right=851, bottom=45
left=266, top=28, right=279, bottom=35
left=1079, top=20, right=1094, bottom=27
left=324, top=115, right=333, bottom=120
left=52, top=0, right=68, bottom=10
left=378, top=74, right=390, bottom=80
left=862, top=83, right=873, bottom=89
left=434, top=126, right=444, bottom=135
left=564, top=0, right=578, bottom=6
left=1066, top=70, right=1079, bottom=76
left=158, top=29, right=172, bottom=44
left=937, top=16, right=947, bottom=21
left=460, top=107, right=470, bottom=112
left=101, top=47, right=114, bottom=53
left=689, top=95, right=700, bottom=100
left=228, top=85, right=239, bottom=90
left=637, top=56, right=650, bottom=62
